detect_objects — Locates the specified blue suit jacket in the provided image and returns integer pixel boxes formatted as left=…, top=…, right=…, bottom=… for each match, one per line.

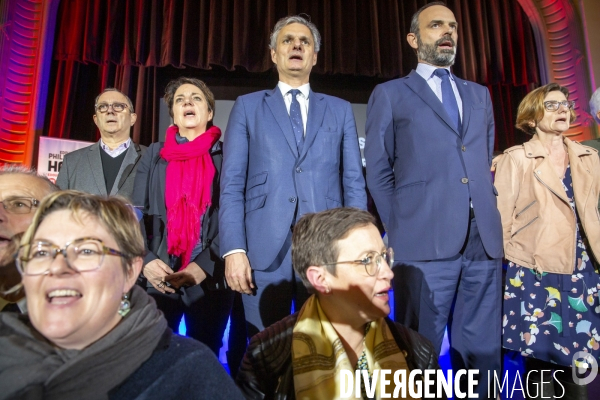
left=219, top=87, right=367, bottom=271
left=365, top=70, right=503, bottom=261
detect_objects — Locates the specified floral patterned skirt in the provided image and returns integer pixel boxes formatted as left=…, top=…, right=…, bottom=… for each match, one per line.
left=502, top=257, right=600, bottom=366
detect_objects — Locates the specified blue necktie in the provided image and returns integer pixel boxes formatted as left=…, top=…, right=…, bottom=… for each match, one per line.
left=433, top=68, right=461, bottom=132
left=289, top=89, right=304, bottom=150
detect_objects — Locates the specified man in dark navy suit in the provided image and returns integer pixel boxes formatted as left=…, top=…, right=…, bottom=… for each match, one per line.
left=365, top=3, right=503, bottom=398
left=220, top=15, right=366, bottom=337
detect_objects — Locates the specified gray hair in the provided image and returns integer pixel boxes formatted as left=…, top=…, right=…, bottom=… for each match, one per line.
left=409, top=1, right=447, bottom=35
left=0, top=165, right=59, bottom=194
left=269, top=15, right=321, bottom=53
left=94, top=88, right=135, bottom=113
left=590, top=87, right=600, bottom=124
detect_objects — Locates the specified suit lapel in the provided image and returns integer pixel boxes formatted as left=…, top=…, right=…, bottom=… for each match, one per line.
left=405, top=70, right=460, bottom=136
left=265, top=87, right=299, bottom=156
left=87, top=142, right=108, bottom=196
left=111, top=143, right=141, bottom=195
left=525, top=138, right=568, bottom=203
left=158, top=155, right=168, bottom=221
left=299, top=90, right=326, bottom=161
left=454, top=75, right=471, bottom=136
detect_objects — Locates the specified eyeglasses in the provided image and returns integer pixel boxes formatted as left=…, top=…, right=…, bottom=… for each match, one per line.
left=321, top=248, right=394, bottom=276
left=16, top=237, right=127, bottom=276
left=543, top=100, right=575, bottom=112
left=0, top=197, right=39, bottom=214
left=95, top=102, right=129, bottom=113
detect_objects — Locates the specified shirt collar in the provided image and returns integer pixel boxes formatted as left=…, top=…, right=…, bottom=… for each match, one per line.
left=416, top=63, right=454, bottom=81
left=100, top=138, right=131, bottom=152
left=277, top=82, right=311, bottom=99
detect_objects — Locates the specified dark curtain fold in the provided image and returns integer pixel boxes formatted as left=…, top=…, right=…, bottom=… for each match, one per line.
left=46, top=0, right=540, bottom=150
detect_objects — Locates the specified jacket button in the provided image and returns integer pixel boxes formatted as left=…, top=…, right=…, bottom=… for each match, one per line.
left=461, top=146, right=466, bottom=152
left=461, top=178, right=469, bottom=184
left=296, top=167, right=302, bottom=173
left=289, top=197, right=297, bottom=203
left=528, top=153, right=532, bottom=156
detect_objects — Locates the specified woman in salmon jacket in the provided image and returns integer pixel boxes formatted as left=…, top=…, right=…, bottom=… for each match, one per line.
left=496, top=83, right=600, bottom=400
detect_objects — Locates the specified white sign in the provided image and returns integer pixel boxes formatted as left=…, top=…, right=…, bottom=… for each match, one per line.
left=37, top=137, right=93, bottom=183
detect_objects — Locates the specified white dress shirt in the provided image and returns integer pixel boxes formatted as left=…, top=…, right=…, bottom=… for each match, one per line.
left=277, top=81, right=310, bottom=135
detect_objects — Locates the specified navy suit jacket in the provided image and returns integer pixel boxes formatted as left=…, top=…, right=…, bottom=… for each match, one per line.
left=219, top=87, right=367, bottom=271
left=365, top=70, right=503, bottom=261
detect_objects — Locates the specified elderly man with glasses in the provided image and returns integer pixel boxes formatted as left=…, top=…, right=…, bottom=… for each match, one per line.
left=0, top=165, right=58, bottom=312
left=56, top=88, right=146, bottom=201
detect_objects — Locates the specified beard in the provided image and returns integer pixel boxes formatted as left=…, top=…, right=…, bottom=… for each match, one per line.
left=416, top=35, right=457, bottom=67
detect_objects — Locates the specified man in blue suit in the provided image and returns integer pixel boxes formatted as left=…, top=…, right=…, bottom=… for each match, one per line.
left=365, top=3, right=502, bottom=398
left=220, top=15, right=366, bottom=337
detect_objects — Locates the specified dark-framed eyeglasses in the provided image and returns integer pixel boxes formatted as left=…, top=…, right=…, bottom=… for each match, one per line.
left=95, top=102, right=129, bottom=113
left=543, top=100, right=575, bottom=112
left=16, top=237, right=127, bottom=276
left=0, top=197, right=39, bottom=214
left=321, top=248, right=394, bottom=276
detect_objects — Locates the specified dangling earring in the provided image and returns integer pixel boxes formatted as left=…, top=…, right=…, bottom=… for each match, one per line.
left=118, top=292, right=131, bottom=317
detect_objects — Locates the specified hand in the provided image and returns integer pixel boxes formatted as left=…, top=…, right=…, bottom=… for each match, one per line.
left=225, top=253, right=254, bottom=294
left=144, top=259, right=175, bottom=294
left=164, top=262, right=207, bottom=289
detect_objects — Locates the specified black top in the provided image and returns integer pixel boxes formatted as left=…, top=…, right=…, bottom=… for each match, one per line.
left=110, top=333, right=244, bottom=399
left=99, top=149, right=127, bottom=194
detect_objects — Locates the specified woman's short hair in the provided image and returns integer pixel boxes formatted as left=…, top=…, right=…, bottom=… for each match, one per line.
left=292, top=207, right=376, bottom=291
left=20, top=191, right=145, bottom=275
left=163, top=77, right=215, bottom=122
left=516, top=83, right=577, bottom=135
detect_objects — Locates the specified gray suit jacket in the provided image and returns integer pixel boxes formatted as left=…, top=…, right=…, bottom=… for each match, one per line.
left=56, top=140, right=147, bottom=201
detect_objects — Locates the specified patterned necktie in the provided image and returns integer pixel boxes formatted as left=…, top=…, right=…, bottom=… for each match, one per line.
left=433, top=68, right=461, bottom=132
left=289, top=89, right=304, bottom=150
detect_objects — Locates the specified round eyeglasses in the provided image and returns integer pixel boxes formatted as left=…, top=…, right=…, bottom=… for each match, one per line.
left=321, top=248, right=394, bottom=276
left=543, top=100, right=575, bottom=112
left=0, top=197, right=39, bottom=214
left=95, top=102, right=129, bottom=113
left=16, top=237, right=127, bottom=276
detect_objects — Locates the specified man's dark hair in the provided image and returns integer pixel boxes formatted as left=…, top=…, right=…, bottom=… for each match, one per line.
left=409, top=1, right=447, bottom=35
left=292, top=207, right=376, bottom=290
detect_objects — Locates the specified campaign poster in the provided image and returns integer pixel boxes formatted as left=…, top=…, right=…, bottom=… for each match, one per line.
left=37, top=137, right=93, bottom=183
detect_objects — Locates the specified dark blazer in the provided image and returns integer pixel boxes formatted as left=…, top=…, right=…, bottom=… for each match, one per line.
left=219, top=87, right=367, bottom=271
left=132, top=141, right=225, bottom=287
left=110, top=332, right=245, bottom=399
left=56, top=140, right=146, bottom=202
left=365, top=70, right=503, bottom=261
left=236, top=313, right=442, bottom=400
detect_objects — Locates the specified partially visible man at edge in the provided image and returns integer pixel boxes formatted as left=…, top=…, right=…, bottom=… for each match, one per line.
left=582, top=87, right=600, bottom=152
left=0, top=165, right=58, bottom=312
left=56, top=88, right=146, bottom=201
left=581, top=87, right=600, bottom=212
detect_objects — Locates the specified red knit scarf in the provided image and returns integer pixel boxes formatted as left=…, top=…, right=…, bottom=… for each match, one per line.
left=159, top=125, right=221, bottom=268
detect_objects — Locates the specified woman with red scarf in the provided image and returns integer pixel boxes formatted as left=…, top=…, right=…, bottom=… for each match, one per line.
left=132, top=77, right=233, bottom=355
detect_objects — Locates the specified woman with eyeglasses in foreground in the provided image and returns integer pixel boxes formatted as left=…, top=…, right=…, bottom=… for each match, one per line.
left=496, top=83, right=600, bottom=399
left=0, top=191, right=243, bottom=400
left=236, top=207, right=440, bottom=399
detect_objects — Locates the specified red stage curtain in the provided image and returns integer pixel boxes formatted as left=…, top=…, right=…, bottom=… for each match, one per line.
left=46, top=0, right=540, bottom=149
